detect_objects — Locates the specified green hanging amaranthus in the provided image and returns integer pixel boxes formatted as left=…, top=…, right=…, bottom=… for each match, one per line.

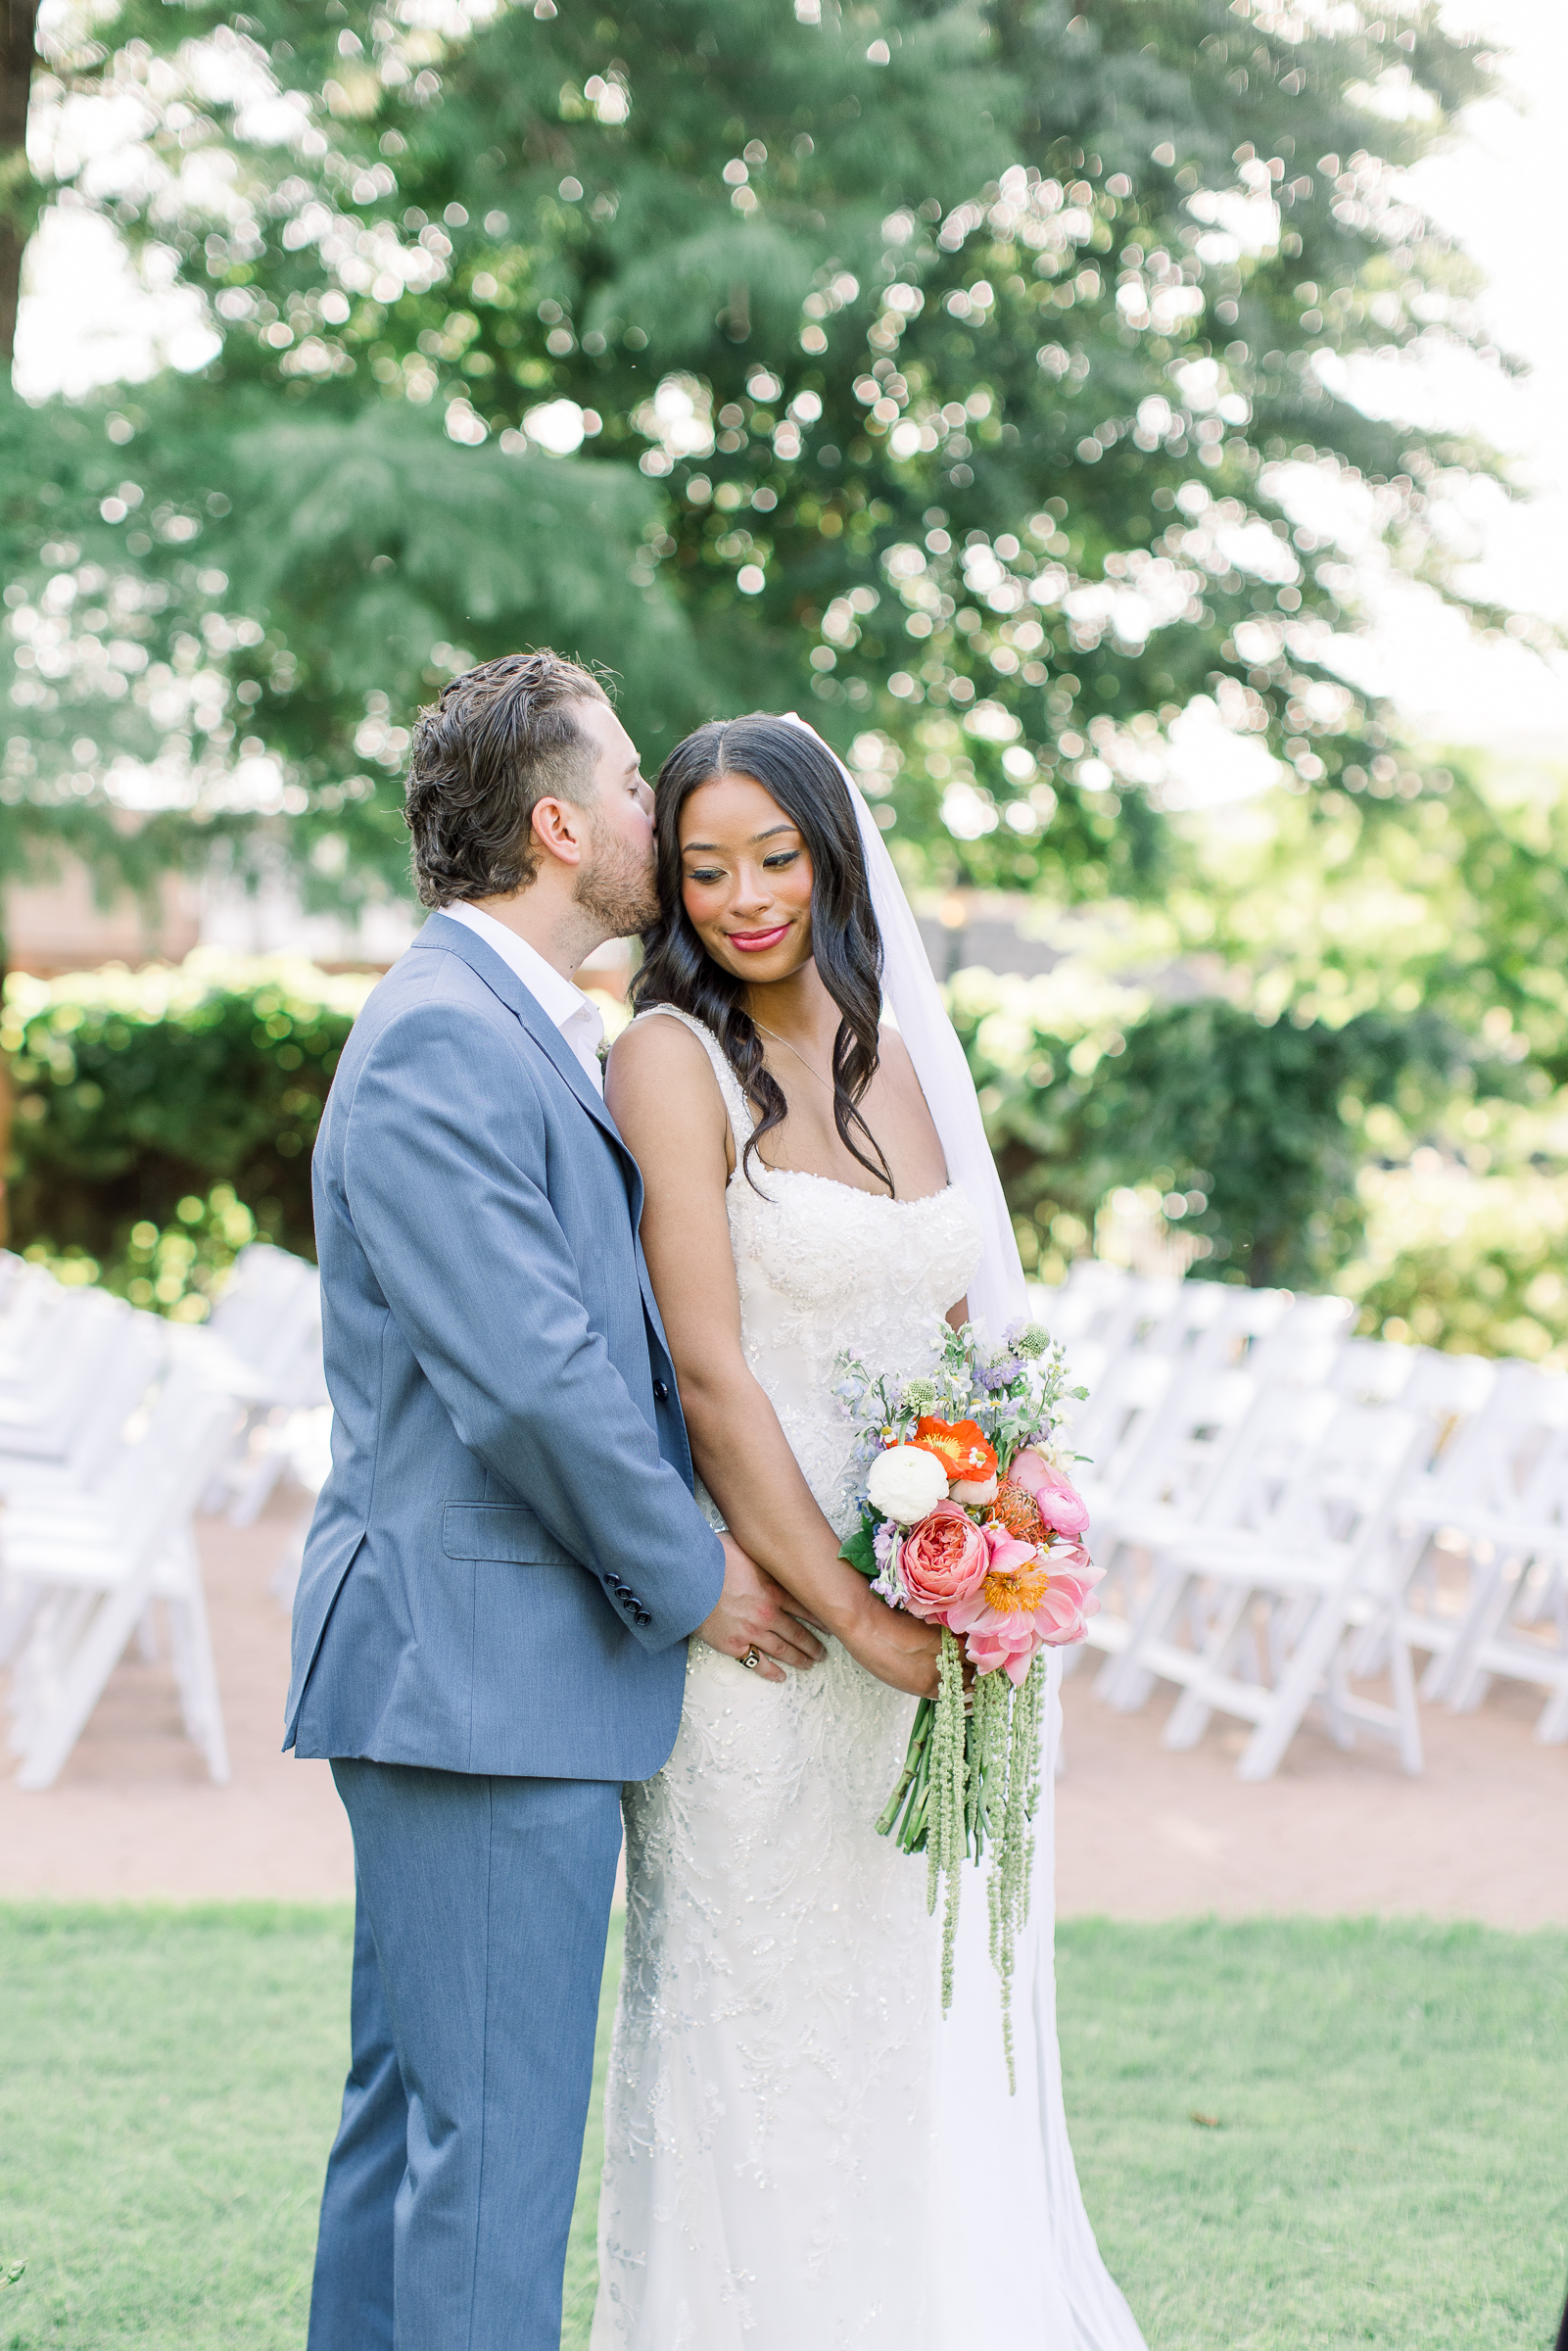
left=878, top=1641, right=1045, bottom=2087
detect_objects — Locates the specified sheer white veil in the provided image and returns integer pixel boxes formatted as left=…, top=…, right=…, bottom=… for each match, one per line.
left=782, top=714, right=1146, bottom=2350
left=780, top=713, right=1029, bottom=1341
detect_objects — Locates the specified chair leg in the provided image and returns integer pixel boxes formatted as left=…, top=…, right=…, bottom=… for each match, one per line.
left=1163, top=1585, right=1254, bottom=1751
left=174, top=1584, right=230, bottom=1787
left=1447, top=1557, right=1524, bottom=1713
left=1535, top=1681, right=1568, bottom=1746
left=1387, top=1628, right=1425, bottom=1775
left=1322, top=1650, right=1355, bottom=1751
left=0, top=1580, right=41, bottom=1669
left=1428, top=1552, right=1506, bottom=1705
left=15, top=1570, right=157, bottom=1791
left=160, top=1534, right=230, bottom=1786
left=1237, top=1597, right=1353, bottom=1783
left=1101, top=1560, right=1189, bottom=1711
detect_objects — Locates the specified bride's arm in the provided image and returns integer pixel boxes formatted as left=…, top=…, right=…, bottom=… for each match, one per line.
left=608, top=1018, right=942, bottom=1701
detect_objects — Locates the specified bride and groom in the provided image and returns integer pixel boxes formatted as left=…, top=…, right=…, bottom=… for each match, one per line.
left=286, top=648, right=1145, bottom=2349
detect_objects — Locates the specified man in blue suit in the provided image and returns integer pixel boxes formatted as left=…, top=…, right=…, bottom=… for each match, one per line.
left=288, top=650, right=820, bottom=2350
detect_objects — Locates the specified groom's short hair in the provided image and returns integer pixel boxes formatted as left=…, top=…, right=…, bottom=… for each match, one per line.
left=404, top=649, right=610, bottom=907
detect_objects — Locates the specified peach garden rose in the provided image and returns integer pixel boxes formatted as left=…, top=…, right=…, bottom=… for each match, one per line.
left=897, top=1500, right=988, bottom=1623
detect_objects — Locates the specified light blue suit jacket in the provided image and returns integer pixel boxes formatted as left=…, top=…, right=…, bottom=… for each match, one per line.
left=286, top=911, right=725, bottom=1781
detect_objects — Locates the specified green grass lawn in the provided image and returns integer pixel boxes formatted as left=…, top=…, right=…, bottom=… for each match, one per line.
left=0, top=1906, right=1562, bottom=2349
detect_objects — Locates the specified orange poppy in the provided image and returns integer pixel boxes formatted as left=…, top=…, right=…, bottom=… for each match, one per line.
left=910, top=1415, right=999, bottom=1482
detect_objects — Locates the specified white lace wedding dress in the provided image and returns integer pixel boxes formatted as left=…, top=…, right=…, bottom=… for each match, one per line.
left=592, top=1009, right=1145, bottom=2351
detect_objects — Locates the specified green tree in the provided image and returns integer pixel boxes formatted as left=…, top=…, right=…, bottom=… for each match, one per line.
left=3, top=0, right=1542, bottom=1283
left=4, top=0, right=1514, bottom=907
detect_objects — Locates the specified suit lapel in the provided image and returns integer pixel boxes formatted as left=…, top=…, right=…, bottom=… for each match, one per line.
left=413, top=910, right=631, bottom=1159
left=412, top=915, right=686, bottom=1424
left=411, top=913, right=660, bottom=1282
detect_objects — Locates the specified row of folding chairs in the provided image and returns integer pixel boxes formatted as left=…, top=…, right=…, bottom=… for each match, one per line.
left=1033, top=1260, right=1568, bottom=1779
left=0, top=1244, right=325, bottom=1790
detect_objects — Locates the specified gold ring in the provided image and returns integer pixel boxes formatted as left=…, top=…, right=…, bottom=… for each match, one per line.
left=741, top=1646, right=761, bottom=1670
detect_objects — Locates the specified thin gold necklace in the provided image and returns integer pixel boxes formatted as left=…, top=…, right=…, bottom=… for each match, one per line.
left=752, top=1019, right=834, bottom=1090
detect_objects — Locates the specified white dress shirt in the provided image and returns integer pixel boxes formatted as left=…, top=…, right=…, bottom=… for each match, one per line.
left=443, top=901, right=606, bottom=1094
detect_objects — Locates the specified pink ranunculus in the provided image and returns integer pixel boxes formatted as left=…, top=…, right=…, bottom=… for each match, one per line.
left=1007, top=1449, right=1090, bottom=1540
left=898, top=1501, right=989, bottom=1626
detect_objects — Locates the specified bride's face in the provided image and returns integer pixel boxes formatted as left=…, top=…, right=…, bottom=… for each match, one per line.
left=678, top=771, right=817, bottom=985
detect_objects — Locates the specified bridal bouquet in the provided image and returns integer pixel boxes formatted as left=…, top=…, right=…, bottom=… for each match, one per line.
left=834, top=1317, right=1100, bottom=2082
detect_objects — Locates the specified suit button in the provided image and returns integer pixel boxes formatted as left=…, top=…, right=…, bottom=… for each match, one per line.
left=636, top=1609, right=652, bottom=1627
left=653, top=1379, right=670, bottom=1403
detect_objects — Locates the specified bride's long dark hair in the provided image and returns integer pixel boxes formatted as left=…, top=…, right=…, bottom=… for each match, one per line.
left=633, top=715, right=893, bottom=1194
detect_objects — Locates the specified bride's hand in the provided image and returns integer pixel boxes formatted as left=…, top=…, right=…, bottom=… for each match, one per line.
left=699, top=1534, right=829, bottom=1684
left=835, top=1593, right=943, bottom=1700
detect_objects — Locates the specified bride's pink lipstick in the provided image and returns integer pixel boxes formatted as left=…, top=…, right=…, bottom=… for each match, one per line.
left=725, top=923, right=790, bottom=952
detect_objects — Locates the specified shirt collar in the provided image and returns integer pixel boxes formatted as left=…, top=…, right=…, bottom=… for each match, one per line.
left=442, top=901, right=605, bottom=1058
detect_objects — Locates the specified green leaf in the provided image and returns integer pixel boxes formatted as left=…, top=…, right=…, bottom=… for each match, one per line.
left=837, top=1512, right=879, bottom=1580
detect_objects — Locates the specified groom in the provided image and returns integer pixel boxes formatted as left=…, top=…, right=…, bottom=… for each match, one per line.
left=287, top=651, right=801, bottom=2349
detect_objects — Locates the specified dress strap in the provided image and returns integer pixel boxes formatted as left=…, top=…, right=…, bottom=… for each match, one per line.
left=633, top=1005, right=757, bottom=1163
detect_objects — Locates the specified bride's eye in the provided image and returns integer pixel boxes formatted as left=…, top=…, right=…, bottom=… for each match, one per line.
left=763, top=850, right=800, bottom=871
left=685, top=865, right=725, bottom=885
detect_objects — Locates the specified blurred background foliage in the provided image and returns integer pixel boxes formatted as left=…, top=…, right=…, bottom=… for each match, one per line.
left=0, top=957, right=369, bottom=1310
left=0, top=0, right=1523, bottom=902
left=2, top=0, right=1567, bottom=1362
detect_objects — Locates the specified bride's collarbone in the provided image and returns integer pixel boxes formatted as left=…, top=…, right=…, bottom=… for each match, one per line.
left=745, top=1096, right=948, bottom=1205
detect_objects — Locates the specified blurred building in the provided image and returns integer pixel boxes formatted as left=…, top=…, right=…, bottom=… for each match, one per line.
left=2, top=866, right=1079, bottom=993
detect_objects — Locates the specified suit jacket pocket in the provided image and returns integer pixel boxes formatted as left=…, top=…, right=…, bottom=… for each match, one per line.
left=441, top=1501, right=578, bottom=1569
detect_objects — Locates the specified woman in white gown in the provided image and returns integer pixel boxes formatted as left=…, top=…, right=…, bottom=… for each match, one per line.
left=594, top=715, right=1145, bottom=2351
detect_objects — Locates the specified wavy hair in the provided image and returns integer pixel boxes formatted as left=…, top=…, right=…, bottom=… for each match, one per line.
left=404, top=649, right=608, bottom=908
left=633, top=716, right=892, bottom=1193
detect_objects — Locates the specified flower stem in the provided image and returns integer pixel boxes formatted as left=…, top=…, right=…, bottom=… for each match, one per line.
left=876, top=1699, right=933, bottom=1838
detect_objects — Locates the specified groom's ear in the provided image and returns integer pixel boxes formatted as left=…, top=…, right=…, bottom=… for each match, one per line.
left=529, top=791, right=592, bottom=871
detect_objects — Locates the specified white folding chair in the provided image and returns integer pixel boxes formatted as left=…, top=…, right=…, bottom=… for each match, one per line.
left=1097, top=1381, right=1339, bottom=1711
left=1245, top=1291, right=1355, bottom=1383
left=1, top=1363, right=244, bottom=1790
left=0, top=1288, right=145, bottom=1461
left=195, top=1245, right=327, bottom=1524
left=1078, top=1365, right=1261, bottom=1671
left=1371, top=1361, right=1563, bottom=1703
left=0, top=1306, right=167, bottom=1500
left=1342, top=1352, right=1496, bottom=1682
left=1415, top=1372, right=1568, bottom=1742
left=1100, top=1389, right=1431, bottom=1778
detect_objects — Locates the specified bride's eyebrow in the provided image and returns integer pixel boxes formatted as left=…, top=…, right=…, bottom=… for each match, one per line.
left=682, top=824, right=797, bottom=852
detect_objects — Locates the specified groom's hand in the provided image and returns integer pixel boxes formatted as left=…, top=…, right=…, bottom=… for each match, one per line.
left=699, top=1535, right=829, bottom=1684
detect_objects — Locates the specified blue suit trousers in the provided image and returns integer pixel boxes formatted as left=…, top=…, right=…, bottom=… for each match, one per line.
left=307, top=1761, right=623, bottom=2351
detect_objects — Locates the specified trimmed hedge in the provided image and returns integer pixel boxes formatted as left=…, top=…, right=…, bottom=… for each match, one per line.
left=1, top=956, right=374, bottom=1317
left=2, top=951, right=1518, bottom=1350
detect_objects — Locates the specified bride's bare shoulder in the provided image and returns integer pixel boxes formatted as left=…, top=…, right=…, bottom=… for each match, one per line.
left=875, top=1024, right=926, bottom=1096
left=606, top=1010, right=729, bottom=1143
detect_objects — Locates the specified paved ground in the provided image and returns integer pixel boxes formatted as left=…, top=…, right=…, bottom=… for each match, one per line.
left=2, top=1494, right=1563, bottom=1922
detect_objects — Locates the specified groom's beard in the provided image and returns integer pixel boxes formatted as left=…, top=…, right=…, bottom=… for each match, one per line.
left=573, top=815, right=660, bottom=937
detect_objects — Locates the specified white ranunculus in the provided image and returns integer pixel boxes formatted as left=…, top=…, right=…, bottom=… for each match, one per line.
left=866, top=1443, right=950, bottom=1525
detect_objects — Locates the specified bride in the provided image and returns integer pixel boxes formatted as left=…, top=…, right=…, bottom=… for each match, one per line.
left=594, top=713, right=1145, bottom=2351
